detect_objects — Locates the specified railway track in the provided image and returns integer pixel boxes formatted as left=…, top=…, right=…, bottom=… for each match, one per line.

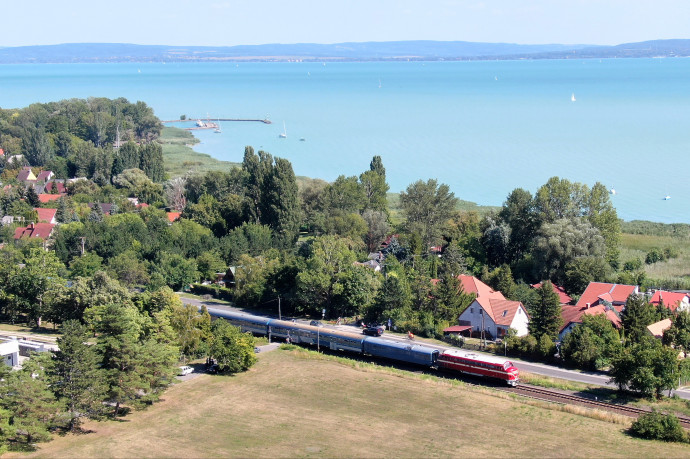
left=498, top=384, right=690, bottom=428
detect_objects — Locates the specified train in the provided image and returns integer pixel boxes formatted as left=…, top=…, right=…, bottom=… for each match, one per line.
left=207, top=308, right=519, bottom=386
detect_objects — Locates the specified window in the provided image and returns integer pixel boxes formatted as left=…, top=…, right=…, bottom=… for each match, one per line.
left=470, top=308, right=474, bottom=313
left=502, top=310, right=507, bottom=317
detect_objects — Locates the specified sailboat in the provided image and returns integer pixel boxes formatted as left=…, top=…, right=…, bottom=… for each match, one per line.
left=279, top=121, right=287, bottom=138
left=571, top=93, right=576, bottom=102
left=214, top=119, right=221, bottom=133
left=378, top=78, right=382, bottom=88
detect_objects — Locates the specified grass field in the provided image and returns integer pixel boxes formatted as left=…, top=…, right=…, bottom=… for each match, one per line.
left=159, top=127, right=241, bottom=178
left=619, top=233, right=690, bottom=283
left=16, top=347, right=688, bottom=458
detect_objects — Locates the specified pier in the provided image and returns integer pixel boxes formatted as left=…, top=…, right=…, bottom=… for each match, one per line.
left=162, top=118, right=272, bottom=130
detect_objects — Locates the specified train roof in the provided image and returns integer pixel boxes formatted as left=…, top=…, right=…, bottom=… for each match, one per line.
left=440, top=348, right=514, bottom=365
left=363, top=337, right=440, bottom=355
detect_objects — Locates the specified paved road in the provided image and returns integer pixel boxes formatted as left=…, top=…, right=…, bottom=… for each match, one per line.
left=178, top=294, right=690, bottom=399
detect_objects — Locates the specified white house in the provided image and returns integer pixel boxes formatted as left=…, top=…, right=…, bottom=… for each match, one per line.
left=458, top=297, right=530, bottom=339
left=0, top=338, right=20, bottom=367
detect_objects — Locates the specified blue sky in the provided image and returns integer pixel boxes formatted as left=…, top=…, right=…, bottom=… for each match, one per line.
left=4, top=0, right=690, bottom=47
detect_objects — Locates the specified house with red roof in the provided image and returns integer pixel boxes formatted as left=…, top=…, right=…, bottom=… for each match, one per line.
left=531, top=282, right=573, bottom=305
left=455, top=275, right=528, bottom=338
left=13, top=222, right=55, bottom=241
left=558, top=282, right=638, bottom=341
left=43, top=181, right=66, bottom=194
left=38, top=194, right=63, bottom=204
left=167, top=212, right=181, bottom=223
left=649, top=290, right=689, bottom=313
left=34, top=208, right=57, bottom=224
left=35, top=171, right=54, bottom=184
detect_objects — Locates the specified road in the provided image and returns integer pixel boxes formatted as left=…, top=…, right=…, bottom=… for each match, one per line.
left=178, top=295, right=690, bottom=400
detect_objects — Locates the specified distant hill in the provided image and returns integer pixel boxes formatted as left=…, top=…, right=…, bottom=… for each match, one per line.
left=0, top=40, right=688, bottom=63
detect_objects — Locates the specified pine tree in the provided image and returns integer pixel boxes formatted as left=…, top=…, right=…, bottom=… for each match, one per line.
left=53, top=320, right=109, bottom=431
left=88, top=202, right=105, bottom=222
left=528, top=281, right=563, bottom=340
left=25, top=185, right=40, bottom=208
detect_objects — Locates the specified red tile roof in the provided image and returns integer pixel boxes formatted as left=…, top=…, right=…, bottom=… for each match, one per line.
left=443, top=325, right=472, bottom=333
left=44, top=181, right=66, bottom=194
left=36, top=171, right=53, bottom=182
left=531, top=282, right=573, bottom=305
left=14, top=223, right=55, bottom=240
left=38, top=194, right=64, bottom=203
left=649, top=291, right=689, bottom=312
left=167, top=212, right=181, bottom=223
left=475, top=297, right=525, bottom=327
left=575, top=282, right=638, bottom=310
left=457, top=274, right=505, bottom=300
left=34, top=208, right=57, bottom=223
left=560, top=303, right=622, bottom=332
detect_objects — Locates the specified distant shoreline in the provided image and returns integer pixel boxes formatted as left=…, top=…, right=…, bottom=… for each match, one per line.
left=2, top=39, right=690, bottom=64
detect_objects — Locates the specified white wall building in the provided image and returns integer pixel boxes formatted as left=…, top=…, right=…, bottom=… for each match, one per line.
left=458, top=297, right=530, bottom=339
left=0, top=338, right=20, bottom=367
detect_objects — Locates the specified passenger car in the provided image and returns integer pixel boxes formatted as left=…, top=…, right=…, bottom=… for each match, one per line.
left=178, top=365, right=193, bottom=376
left=310, top=320, right=324, bottom=327
left=362, top=324, right=384, bottom=336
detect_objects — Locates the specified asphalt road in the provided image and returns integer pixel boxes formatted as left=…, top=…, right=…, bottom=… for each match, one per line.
left=178, top=294, right=690, bottom=400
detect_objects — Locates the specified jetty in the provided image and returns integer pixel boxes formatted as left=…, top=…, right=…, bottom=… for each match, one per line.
left=162, top=118, right=272, bottom=130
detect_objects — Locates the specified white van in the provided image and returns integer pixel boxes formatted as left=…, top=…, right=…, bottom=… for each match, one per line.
left=178, top=365, right=193, bottom=376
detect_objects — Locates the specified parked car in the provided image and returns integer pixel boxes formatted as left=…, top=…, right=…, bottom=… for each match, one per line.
left=178, top=365, right=193, bottom=376
left=310, top=320, right=324, bottom=327
left=363, top=324, right=384, bottom=336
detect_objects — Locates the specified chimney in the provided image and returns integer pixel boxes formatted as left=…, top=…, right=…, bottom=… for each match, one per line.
left=585, top=303, right=590, bottom=309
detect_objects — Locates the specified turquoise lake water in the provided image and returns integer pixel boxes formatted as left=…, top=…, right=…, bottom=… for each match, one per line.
left=1, top=59, right=689, bottom=223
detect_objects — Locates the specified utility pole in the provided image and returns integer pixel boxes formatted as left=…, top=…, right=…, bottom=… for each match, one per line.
left=278, top=296, right=281, bottom=320
left=80, top=237, right=85, bottom=256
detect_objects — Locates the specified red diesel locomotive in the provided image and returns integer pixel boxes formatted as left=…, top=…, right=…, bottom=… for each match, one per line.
left=437, top=349, right=519, bottom=386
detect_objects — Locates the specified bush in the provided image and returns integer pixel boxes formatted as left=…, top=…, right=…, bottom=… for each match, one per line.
left=645, top=248, right=664, bottom=264
left=629, top=411, right=688, bottom=443
left=190, top=283, right=234, bottom=302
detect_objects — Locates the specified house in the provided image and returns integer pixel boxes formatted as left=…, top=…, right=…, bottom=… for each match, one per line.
left=35, top=170, right=54, bottom=184
left=457, top=274, right=505, bottom=300
left=575, top=282, right=639, bottom=313
left=647, top=318, right=673, bottom=339
left=7, top=154, right=25, bottom=165
left=454, top=275, right=528, bottom=338
left=87, top=203, right=114, bottom=215
left=559, top=303, right=622, bottom=341
left=43, top=180, right=67, bottom=194
left=353, top=260, right=381, bottom=272
left=167, top=211, right=181, bottom=223
left=557, top=282, right=637, bottom=341
left=0, top=338, right=20, bottom=367
left=38, top=194, right=63, bottom=204
left=34, top=208, right=57, bottom=224
left=649, top=290, right=690, bottom=313
left=531, top=282, right=573, bottom=305
left=0, top=148, right=4, bottom=156
left=14, top=222, right=55, bottom=240
left=16, top=167, right=36, bottom=183
left=457, top=297, right=530, bottom=339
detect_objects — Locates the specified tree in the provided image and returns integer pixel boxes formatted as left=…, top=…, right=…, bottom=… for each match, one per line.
left=400, top=179, right=458, bottom=250
left=88, top=202, right=105, bottom=223
left=0, top=353, right=63, bottom=445
left=209, top=319, right=256, bottom=373
left=609, top=335, right=680, bottom=399
left=622, top=294, right=659, bottom=345
left=168, top=301, right=211, bottom=361
left=361, top=209, right=390, bottom=253
left=196, top=251, right=226, bottom=283
left=527, top=281, right=562, bottom=340
left=498, top=188, right=538, bottom=262
left=532, top=217, right=605, bottom=285
left=52, top=320, right=108, bottom=431
left=481, top=217, right=511, bottom=267
left=156, top=252, right=198, bottom=291
left=359, top=169, right=389, bottom=213
left=561, top=313, right=622, bottom=370
left=263, top=157, right=300, bottom=248
left=138, top=142, right=165, bottom=182
left=25, top=185, right=40, bottom=208
left=563, top=256, right=610, bottom=295
left=331, top=265, right=382, bottom=318
left=69, top=251, right=103, bottom=278
left=663, top=310, right=690, bottom=354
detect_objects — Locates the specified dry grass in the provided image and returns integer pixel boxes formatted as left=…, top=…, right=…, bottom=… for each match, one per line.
left=15, top=348, right=690, bottom=458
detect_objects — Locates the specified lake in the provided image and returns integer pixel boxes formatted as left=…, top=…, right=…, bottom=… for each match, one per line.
left=1, top=59, right=689, bottom=223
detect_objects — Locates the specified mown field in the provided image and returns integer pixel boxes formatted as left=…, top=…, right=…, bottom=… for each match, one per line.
left=15, top=348, right=688, bottom=458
